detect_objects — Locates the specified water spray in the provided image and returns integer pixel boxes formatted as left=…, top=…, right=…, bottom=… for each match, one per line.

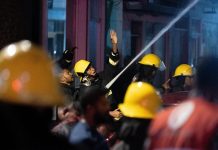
left=106, top=0, right=200, bottom=89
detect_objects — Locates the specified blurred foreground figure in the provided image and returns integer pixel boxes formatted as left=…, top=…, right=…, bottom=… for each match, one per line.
left=0, top=41, right=74, bottom=150
left=147, top=57, right=218, bottom=150
left=69, top=86, right=110, bottom=150
left=113, top=82, right=161, bottom=150
left=74, top=30, right=120, bottom=111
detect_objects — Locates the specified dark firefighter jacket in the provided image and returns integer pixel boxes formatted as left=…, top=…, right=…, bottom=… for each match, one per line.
left=75, top=50, right=120, bottom=110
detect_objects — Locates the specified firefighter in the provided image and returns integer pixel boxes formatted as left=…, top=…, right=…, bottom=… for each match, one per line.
left=56, top=47, right=77, bottom=70
left=113, top=82, right=161, bottom=150
left=132, top=53, right=165, bottom=84
left=0, top=41, right=74, bottom=150
left=162, top=64, right=194, bottom=106
left=55, top=47, right=76, bottom=103
left=74, top=30, right=120, bottom=112
left=163, top=64, right=193, bottom=93
left=147, top=57, right=218, bottom=150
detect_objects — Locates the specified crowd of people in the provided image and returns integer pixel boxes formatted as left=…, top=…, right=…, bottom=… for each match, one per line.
left=0, top=30, right=217, bottom=150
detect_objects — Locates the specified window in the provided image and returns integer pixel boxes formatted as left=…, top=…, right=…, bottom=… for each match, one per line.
left=47, top=0, right=66, bottom=59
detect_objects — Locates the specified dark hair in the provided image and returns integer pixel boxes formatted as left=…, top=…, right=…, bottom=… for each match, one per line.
left=79, top=86, right=108, bottom=114
left=136, top=64, right=157, bottom=82
left=195, top=56, right=218, bottom=100
left=139, top=64, right=157, bottom=75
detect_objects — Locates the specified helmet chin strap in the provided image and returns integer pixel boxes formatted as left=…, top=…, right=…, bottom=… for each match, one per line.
left=82, top=73, right=99, bottom=84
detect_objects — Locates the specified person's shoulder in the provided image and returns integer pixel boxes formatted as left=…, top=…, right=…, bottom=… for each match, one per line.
left=149, top=106, right=175, bottom=131
left=156, top=105, right=175, bottom=119
left=188, top=98, right=217, bottom=110
left=69, top=121, right=91, bottom=144
left=190, top=98, right=218, bottom=118
left=71, top=121, right=89, bottom=133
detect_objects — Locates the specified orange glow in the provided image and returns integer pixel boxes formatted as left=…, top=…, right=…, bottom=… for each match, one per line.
left=12, top=79, right=22, bottom=93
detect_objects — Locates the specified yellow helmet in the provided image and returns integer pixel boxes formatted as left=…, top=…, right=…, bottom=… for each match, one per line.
left=74, top=60, right=90, bottom=77
left=119, top=82, right=161, bottom=119
left=173, top=64, right=193, bottom=77
left=0, top=40, right=64, bottom=106
left=138, top=54, right=161, bottom=68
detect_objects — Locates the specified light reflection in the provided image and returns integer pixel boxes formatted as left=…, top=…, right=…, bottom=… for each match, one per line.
left=19, top=40, right=31, bottom=52
left=137, top=82, right=143, bottom=87
left=6, top=44, right=17, bottom=57
left=12, top=79, right=22, bottom=93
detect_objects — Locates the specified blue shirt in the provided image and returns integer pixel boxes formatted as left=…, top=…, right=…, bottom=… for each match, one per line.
left=69, top=120, right=109, bottom=150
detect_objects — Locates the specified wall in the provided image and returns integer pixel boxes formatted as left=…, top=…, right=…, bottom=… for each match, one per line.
left=189, top=0, right=218, bottom=65
left=66, top=0, right=105, bottom=71
left=0, top=0, right=43, bottom=49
